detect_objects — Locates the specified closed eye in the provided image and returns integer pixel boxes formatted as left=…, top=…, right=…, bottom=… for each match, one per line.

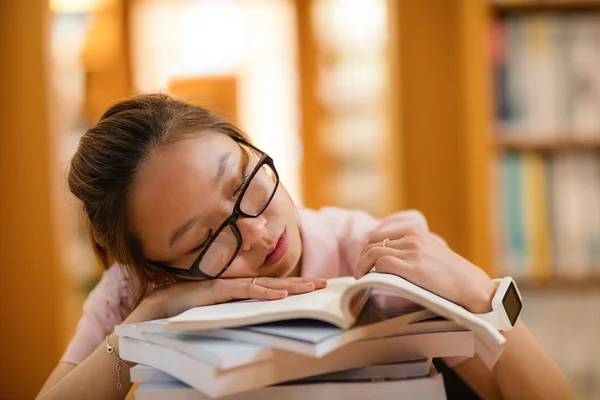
left=188, top=229, right=213, bottom=255
left=233, top=171, right=249, bottom=198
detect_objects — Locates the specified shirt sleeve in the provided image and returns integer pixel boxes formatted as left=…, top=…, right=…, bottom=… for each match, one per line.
left=60, top=264, right=132, bottom=365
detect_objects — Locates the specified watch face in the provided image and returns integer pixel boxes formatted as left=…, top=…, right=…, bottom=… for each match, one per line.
left=502, top=281, right=522, bottom=326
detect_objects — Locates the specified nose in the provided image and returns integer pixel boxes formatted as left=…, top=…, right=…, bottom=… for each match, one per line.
left=236, top=215, right=267, bottom=251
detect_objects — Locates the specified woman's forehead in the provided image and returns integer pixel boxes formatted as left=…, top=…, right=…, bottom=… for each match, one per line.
left=160, top=134, right=239, bottom=164
left=130, top=134, right=241, bottom=250
left=137, top=134, right=242, bottom=197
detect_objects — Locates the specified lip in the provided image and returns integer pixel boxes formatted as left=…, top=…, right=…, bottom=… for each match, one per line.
left=260, top=228, right=288, bottom=268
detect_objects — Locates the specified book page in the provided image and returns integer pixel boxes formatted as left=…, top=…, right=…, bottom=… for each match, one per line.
left=167, top=277, right=357, bottom=330
left=350, top=273, right=507, bottom=368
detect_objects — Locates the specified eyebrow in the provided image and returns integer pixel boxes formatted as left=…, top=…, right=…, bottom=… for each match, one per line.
left=169, top=217, right=198, bottom=248
left=168, top=152, right=232, bottom=248
left=215, top=152, right=232, bottom=189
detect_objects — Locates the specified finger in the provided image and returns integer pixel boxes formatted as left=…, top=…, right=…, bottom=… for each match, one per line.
left=235, top=277, right=327, bottom=287
left=269, top=277, right=328, bottom=290
left=355, top=247, right=412, bottom=279
left=210, top=280, right=288, bottom=303
left=246, top=281, right=289, bottom=299
left=367, top=228, right=418, bottom=245
left=373, top=255, right=415, bottom=280
left=360, top=237, right=416, bottom=258
left=254, top=277, right=317, bottom=294
left=283, top=277, right=328, bottom=289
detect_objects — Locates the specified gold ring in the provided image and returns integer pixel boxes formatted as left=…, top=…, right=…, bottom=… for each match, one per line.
left=252, top=277, right=258, bottom=285
left=382, top=238, right=390, bottom=248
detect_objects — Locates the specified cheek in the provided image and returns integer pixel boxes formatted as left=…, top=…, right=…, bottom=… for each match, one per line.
left=268, top=187, right=294, bottom=219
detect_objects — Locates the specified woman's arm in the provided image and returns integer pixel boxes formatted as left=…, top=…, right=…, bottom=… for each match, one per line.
left=355, top=227, right=573, bottom=400
left=36, top=277, right=326, bottom=400
left=36, top=332, right=134, bottom=400
left=455, top=321, right=573, bottom=400
left=38, top=364, right=76, bottom=398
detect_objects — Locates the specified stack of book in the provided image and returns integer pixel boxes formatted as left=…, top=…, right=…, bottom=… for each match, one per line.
left=116, top=273, right=507, bottom=399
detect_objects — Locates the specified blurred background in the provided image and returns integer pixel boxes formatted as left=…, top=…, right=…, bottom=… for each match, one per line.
left=1, top=0, right=600, bottom=398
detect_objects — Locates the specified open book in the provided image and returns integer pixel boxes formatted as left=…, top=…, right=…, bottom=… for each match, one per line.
left=116, top=308, right=453, bottom=361
left=139, top=273, right=507, bottom=367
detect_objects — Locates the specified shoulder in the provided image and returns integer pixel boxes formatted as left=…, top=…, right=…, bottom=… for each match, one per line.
left=298, top=206, right=430, bottom=237
left=297, top=207, right=433, bottom=277
left=88, top=264, right=133, bottom=311
left=81, top=263, right=135, bottom=329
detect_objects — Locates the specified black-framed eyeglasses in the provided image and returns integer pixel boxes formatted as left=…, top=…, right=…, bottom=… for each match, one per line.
left=148, top=140, right=279, bottom=279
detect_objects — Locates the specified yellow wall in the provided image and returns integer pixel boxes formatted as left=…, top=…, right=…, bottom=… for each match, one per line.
left=0, top=0, right=64, bottom=397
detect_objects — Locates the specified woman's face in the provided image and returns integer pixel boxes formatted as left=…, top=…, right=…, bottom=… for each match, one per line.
left=129, top=133, right=302, bottom=279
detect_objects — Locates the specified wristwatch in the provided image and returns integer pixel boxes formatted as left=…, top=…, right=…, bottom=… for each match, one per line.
left=475, top=277, right=523, bottom=332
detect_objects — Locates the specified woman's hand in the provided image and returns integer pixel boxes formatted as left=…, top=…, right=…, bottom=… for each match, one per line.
left=355, top=227, right=496, bottom=313
left=126, top=277, right=327, bottom=323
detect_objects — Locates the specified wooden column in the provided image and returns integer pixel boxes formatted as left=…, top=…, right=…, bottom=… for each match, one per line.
left=295, top=0, right=331, bottom=209
left=391, top=0, right=469, bottom=254
left=458, top=0, right=493, bottom=273
left=0, top=0, right=64, bottom=397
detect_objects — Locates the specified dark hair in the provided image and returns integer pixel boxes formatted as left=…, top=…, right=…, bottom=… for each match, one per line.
left=68, top=94, right=250, bottom=308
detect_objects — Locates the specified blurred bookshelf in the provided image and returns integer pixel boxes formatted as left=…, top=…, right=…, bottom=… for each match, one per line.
left=296, top=0, right=399, bottom=218
left=517, top=276, right=600, bottom=290
left=487, top=0, right=600, bottom=287
left=459, top=5, right=600, bottom=394
left=492, top=0, right=600, bottom=11
left=495, top=137, right=600, bottom=150
left=295, top=0, right=600, bottom=288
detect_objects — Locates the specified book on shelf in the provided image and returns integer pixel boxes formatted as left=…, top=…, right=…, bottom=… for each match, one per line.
left=133, top=370, right=447, bottom=400
left=492, top=12, right=600, bottom=138
left=492, top=10, right=600, bottom=283
left=497, top=151, right=600, bottom=281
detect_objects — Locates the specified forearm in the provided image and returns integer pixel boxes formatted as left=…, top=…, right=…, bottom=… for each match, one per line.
left=456, top=321, right=573, bottom=400
left=37, top=332, right=134, bottom=400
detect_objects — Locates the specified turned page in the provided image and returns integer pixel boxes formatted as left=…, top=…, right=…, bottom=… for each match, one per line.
left=348, top=272, right=507, bottom=368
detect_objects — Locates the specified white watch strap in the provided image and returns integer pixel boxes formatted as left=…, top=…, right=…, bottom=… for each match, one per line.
left=476, top=308, right=510, bottom=331
left=474, top=277, right=520, bottom=332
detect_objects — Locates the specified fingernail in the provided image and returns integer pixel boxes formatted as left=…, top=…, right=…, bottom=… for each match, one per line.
left=301, top=282, right=316, bottom=289
left=315, top=279, right=327, bottom=288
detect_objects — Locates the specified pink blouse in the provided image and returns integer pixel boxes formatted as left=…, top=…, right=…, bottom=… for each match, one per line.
left=61, top=207, right=466, bottom=367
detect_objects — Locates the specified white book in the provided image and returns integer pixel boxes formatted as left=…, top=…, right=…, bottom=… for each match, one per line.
left=130, top=273, right=505, bottom=368
left=568, top=15, right=600, bottom=137
left=552, top=155, right=587, bottom=277
left=523, top=15, right=559, bottom=136
left=119, top=306, right=440, bottom=359
left=195, top=316, right=463, bottom=359
left=115, top=324, right=274, bottom=369
left=298, top=359, right=432, bottom=382
left=130, top=359, right=432, bottom=384
left=134, top=371, right=447, bottom=400
left=132, top=364, right=177, bottom=383
left=120, top=331, right=473, bottom=398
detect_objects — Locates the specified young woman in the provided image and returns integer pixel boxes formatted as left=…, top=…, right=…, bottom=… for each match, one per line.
left=37, top=94, right=572, bottom=400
